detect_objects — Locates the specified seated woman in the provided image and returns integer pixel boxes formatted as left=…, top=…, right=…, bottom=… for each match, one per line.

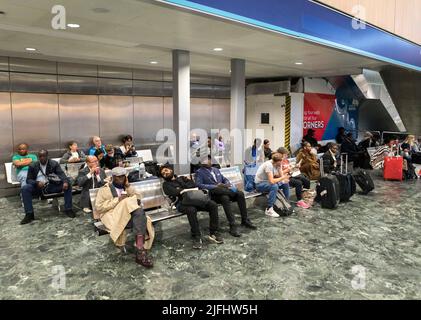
left=119, top=135, right=138, bottom=158
left=60, top=141, right=87, bottom=164
left=296, top=142, right=321, bottom=180
left=402, top=135, right=421, bottom=164
left=101, top=144, right=124, bottom=170
left=321, top=143, right=339, bottom=174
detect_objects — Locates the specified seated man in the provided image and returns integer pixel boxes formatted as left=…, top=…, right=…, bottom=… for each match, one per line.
left=60, top=141, right=87, bottom=164
left=255, top=153, right=291, bottom=218
left=95, top=167, right=153, bottom=268
left=296, top=142, right=321, bottom=180
left=321, top=143, right=339, bottom=174
left=277, top=147, right=311, bottom=209
left=196, top=155, right=256, bottom=238
left=101, top=144, right=124, bottom=170
left=160, top=165, right=223, bottom=249
left=76, top=156, right=107, bottom=214
left=12, top=143, right=38, bottom=186
left=20, top=150, right=75, bottom=225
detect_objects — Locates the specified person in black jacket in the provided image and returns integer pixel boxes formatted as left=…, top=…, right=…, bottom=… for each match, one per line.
left=302, top=129, right=318, bottom=147
left=101, top=144, right=124, bottom=170
left=76, top=156, right=107, bottom=213
left=20, top=149, right=75, bottom=225
left=160, top=165, right=222, bottom=249
left=321, top=143, right=339, bottom=174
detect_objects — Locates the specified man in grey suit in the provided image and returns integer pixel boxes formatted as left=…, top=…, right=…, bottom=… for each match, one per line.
left=76, top=156, right=107, bottom=213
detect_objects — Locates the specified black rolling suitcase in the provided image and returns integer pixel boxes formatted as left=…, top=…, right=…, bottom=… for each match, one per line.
left=353, top=169, right=374, bottom=194
left=332, top=153, right=356, bottom=202
left=317, top=158, right=340, bottom=209
left=273, top=190, right=294, bottom=216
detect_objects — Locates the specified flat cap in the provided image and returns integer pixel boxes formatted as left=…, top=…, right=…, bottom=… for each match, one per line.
left=111, top=167, right=126, bottom=176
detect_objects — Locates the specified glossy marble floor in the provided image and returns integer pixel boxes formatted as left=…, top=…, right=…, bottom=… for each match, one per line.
left=0, top=172, right=420, bottom=300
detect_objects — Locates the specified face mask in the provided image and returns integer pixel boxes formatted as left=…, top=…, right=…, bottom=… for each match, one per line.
left=112, top=179, right=125, bottom=189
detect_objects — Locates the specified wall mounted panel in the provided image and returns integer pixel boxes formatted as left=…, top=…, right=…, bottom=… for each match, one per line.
left=0, top=71, right=10, bottom=92
left=10, top=58, right=57, bottom=74
left=134, top=96, right=163, bottom=145
left=58, top=62, right=98, bottom=77
left=10, top=72, right=58, bottom=93
left=133, top=69, right=163, bottom=81
left=59, top=94, right=99, bottom=151
left=98, top=66, right=133, bottom=79
left=0, top=57, right=8, bottom=71
left=0, top=93, right=13, bottom=185
left=99, top=96, right=134, bottom=145
left=58, top=75, right=98, bottom=94
left=212, top=99, right=230, bottom=131
left=133, top=80, right=163, bottom=96
left=191, top=98, right=212, bottom=134
left=98, top=78, right=133, bottom=95
left=11, top=93, right=60, bottom=153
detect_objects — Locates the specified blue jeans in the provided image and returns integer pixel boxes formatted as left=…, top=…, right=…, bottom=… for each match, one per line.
left=21, top=182, right=73, bottom=215
left=17, top=170, right=28, bottom=187
left=255, top=182, right=290, bottom=208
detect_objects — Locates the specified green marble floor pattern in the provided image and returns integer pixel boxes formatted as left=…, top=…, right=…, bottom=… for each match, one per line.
left=0, top=173, right=420, bottom=300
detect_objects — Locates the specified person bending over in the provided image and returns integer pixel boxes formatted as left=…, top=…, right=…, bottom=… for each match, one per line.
left=255, top=153, right=291, bottom=218
left=277, top=147, right=311, bottom=209
left=95, top=167, right=153, bottom=268
left=160, top=165, right=223, bottom=249
left=296, top=142, right=320, bottom=180
left=12, top=143, right=38, bottom=187
left=196, top=155, right=256, bottom=238
left=76, top=156, right=107, bottom=214
left=20, top=150, right=74, bottom=225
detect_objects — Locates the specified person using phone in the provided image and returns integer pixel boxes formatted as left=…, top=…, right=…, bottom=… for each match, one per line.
left=94, top=167, right=153, bottom=268
left=120, top=135, right=138, bottom=158
left=76, top=156, right=107, bottom=213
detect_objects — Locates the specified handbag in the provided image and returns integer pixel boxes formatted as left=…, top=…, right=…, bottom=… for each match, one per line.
left=181, top=189, right=210, bottom=207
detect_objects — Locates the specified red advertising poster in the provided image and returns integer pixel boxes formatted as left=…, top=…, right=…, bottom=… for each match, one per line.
left=303, top=93, right=336, bottom=141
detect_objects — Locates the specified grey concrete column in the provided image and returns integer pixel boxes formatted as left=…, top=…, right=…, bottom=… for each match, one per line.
left=172, top=50, right=190, bottom=174
left=230, top=58, right=246, bottom=165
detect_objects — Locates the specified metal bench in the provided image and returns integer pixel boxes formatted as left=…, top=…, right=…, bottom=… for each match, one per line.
left=89, top=178, right=184, bottom=235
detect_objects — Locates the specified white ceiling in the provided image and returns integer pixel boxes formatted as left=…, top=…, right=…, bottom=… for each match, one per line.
left=0, top=0, right=389, bottom=78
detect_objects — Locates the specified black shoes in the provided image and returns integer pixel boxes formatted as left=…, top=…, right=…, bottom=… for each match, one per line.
left=241, top=219, right=257, bottom=230
left=229, top=225, right=241, bottom=237
left=192, top=237, right=203, bottom=249
left=20, top=213, right=35, bottom=225
left=64, top=209, right=76, bottom=218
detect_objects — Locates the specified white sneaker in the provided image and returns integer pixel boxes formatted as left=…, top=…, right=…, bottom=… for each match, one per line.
left=83, top=208, right=92, bottom=213
left=265, top=207, right=280, bottom=218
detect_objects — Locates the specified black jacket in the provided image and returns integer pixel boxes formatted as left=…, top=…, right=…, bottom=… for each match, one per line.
left=303, top=135, right=318, bottom=147
left=100, top=148, right=124, bottom=170
left=321, top=151, right=338, bottom=174
left=27, top=159, right=69, bottom=186
left=162, top=176, right=196, bottom=204
left=76, top=166, right=107, bottom=208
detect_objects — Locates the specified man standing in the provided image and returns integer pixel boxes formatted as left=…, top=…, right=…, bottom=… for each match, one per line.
left=95, top=167, right=153, bottom=268
left=255, top=153, right=291, bottom=218
left=196, top=156, right=257, bottom=237
left=12, top=143, right=38, bottom=186
left=20, top=150, right=74, bottom=225
left=76, top=156, right=107, bottom=214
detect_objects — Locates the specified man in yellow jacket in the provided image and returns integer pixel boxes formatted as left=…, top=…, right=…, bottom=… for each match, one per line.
left=95, top=167, right=153, bottom=268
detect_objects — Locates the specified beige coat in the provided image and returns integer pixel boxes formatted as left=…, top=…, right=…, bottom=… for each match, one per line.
left=95, top=183, right=154, bottom=248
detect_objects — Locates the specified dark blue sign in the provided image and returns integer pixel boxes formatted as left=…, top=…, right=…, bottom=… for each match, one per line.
left=161, top=0, right=421, bottom=72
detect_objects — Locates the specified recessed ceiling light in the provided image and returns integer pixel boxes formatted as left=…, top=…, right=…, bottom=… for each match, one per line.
left=25, top=47, right=37, bottom=52
left=150, top=61, right=158, bottom=65
left=92, top=8, right=110, bottom=13
left=213, top=48, right=223, bottom=52
left=295, top=62, right=303, bottom=65
left=67, top=23, right=80, bottom=28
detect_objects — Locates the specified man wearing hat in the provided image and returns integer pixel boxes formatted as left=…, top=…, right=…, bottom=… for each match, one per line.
left=94, top=167, right=153, bottom=268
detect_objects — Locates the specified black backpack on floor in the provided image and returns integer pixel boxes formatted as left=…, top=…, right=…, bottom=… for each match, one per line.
left=273, top=190, right=294, bottom=216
